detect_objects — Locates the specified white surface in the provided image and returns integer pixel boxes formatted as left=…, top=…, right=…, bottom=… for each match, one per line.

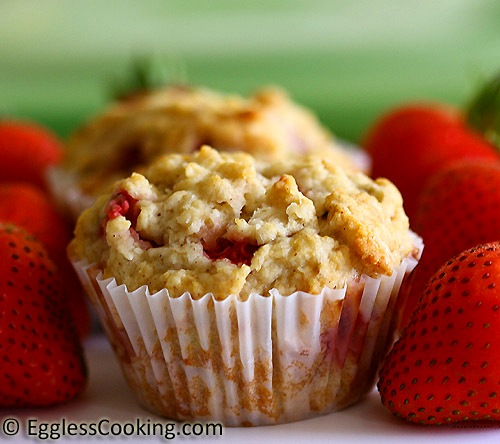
left=2, top=334, right=500, bottom=443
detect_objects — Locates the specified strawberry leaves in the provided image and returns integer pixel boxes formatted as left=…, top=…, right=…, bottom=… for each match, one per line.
left=467, top=70, right=500, bottom=152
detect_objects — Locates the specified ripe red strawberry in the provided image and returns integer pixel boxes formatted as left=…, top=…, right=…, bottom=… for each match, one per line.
left=0, top=120, right=63, bottom=190
left=0, top=183, right=91, bottom=338
left=0, top=224, right=87, bottom=407
left=378, top=242, right=500, bottom=424
left=362, top=103, right=499, bottom=220
left=400, top=160, right=500, bottom=326
left=0, top=183, right=72, bottom=260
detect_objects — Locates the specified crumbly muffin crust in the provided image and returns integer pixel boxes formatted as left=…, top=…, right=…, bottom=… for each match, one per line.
left=62, top=85, right=356, bottom=197
left=71, top=146, right=414, bottom=300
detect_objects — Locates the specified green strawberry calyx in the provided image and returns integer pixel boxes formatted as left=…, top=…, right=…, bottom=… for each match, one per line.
left=466, top=70, right=500, bottom=152
left=109, top=55, right=187, bottom=101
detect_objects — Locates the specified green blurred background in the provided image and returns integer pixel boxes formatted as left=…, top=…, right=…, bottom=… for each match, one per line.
left=1, top=0, right=499, bottom=143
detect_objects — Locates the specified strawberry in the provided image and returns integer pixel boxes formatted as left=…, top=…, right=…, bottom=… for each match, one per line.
left=203, top=238, right=259, bottom=266
left=103, top=191, right=157, bottom=250
left=104, top=190, right=139, bottom=227
left=400, top=160, right=500, bottom=326
left=104, top=191, right=259, bottom=265
left=0, top=183, right=72, bottom=261
left=378, top=242, right=500, bottom=424
left=362, top=103, right=499, bottom=220
left=0, top=224, right=87, bottom=407
left=0, top=183, right=91, bottom=338
left=0, top=120, right=63, bottom=190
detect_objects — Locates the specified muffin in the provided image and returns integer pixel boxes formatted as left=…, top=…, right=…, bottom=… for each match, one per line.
left=70, top=146, right=421, bottom=425
left=49, top=85, right=361, bottom=219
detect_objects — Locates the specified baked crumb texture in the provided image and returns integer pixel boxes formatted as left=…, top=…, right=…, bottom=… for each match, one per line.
left=71, top=146, right=422, bottom=424
left=72, top=146, right=415, bottom=299
left=61, top=85, right=356, bottom=199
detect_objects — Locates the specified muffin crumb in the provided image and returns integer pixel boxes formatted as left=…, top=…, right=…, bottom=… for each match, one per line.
left=72, top=146, right=413, bottom=300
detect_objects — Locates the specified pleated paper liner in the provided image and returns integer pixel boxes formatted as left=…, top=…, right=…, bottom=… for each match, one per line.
left=71, top=233, right=422, bottom=426
left=46, top=167, right=95, bottom=220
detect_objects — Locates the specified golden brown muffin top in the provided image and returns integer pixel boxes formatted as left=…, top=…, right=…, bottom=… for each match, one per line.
left=62, top=85, right=356, bottom=198
left=71, top=146, right=415, bottom=300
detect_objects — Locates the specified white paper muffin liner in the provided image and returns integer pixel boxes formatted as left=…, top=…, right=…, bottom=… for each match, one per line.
left=71, top=233, right=422, bottom=426
left=46, top=167, right=95, bottom=220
